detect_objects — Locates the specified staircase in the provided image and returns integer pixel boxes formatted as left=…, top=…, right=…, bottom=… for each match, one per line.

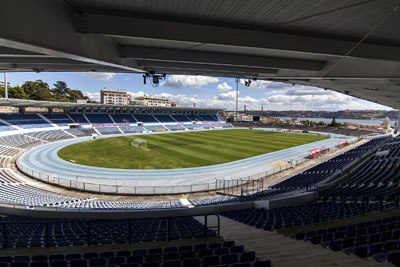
left=204, top=216, right=386, bottom=267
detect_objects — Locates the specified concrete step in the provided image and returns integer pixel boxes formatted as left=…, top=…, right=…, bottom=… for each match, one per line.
left=216, top=216, right=391, bottom=267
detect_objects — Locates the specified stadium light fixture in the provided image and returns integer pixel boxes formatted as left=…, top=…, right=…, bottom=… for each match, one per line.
left=143, top=71, right=166, bottom=86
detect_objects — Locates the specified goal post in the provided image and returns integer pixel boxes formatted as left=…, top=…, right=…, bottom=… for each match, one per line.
left=129, top=138, right=147, bottom=149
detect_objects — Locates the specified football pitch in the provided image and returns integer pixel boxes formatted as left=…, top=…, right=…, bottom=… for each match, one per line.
left=57, top=129, right=328, bottom=169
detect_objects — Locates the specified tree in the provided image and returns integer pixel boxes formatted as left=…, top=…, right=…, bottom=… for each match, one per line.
left=67, top=89, right=88, bottom=102
left=329, top=117, right=340, bottom=127
left=9, top=86, right=27, bottom=99
left=21, top=80, right=51, bottom=100
left=52, top=81, right=68, bottom=98
left=3, top=79, right=88, bottom=102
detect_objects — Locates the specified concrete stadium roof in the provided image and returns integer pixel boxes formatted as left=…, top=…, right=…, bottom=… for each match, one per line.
left=1, top=0, right=400, bottom=109
left=0, top=98, right=222, bottom=112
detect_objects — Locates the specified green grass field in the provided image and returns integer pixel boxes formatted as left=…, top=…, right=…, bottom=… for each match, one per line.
left=57, top=129, right=328, bottom=169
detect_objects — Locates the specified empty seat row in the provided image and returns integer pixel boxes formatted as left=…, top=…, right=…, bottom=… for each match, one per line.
left=0, top=240, right=271, bottom=267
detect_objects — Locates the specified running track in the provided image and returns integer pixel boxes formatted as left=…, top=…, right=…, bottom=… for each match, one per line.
left=17, top=129, right=356, bottom=192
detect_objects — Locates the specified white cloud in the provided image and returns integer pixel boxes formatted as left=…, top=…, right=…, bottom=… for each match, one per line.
left=240, top=96, right=257, bottom=103
left=285, top=87, right=335, bottom=96
left=85, top=80, right=392, bottom=111
left=217, top=91, right=237, bottom=101
left=240, top=79, right=274, bottom=89
left=128, top=91, right=146, bottom=98
left=83, top=92, right=100, bottom=102
left=81, top=72, right=116, bottom=81
left=163, top=75, right=219, bottom=88
left=150, top=92, right=198, bottom=107
left=261, top=85, right=393, bottom=111
left=217, top=82, right=232, bottom=91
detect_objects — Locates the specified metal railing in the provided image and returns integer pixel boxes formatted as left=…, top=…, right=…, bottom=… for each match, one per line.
left=14, top=133, right=360, bottom=195
left=16, top=158, right=308, bottom=195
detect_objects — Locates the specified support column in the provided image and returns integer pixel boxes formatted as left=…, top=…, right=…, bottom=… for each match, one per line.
left=3, top=73, right=7, bottom=99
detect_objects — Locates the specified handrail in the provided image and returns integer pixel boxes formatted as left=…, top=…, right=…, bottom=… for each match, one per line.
left=14, top=127, right=359, bottom=195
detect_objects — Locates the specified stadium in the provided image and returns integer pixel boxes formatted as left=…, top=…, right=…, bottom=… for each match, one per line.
left=0, top=1, right=400, bottom=267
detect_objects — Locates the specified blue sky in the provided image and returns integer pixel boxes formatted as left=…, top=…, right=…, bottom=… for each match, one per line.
left=5, top=72, right=392, bottom=111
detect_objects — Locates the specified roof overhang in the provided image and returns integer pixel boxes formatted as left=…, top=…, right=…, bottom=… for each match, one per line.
left=1, top=0, right=400, bottom=109
left=0, top=98, right=223, bottom=112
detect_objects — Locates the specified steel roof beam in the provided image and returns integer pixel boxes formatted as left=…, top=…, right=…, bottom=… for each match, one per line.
left=0, top=1, right=143, bottom=72
left=80, top=13, right=400, bottom=62
left=121, top=47, right=324, bottom=71
left=138, top=60, right=278, bottom=74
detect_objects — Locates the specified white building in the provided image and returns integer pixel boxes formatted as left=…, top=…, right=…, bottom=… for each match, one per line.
left=133, top=96, right=176, bottom=107
left=383, top=116, right=391, bottom=130
left=100, top=89, right=131, bottom=105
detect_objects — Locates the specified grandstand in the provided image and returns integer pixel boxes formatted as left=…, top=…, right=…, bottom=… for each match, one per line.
left=0, top=99, right=397, bottom=266
left=2, top=0, right=400, bottom=264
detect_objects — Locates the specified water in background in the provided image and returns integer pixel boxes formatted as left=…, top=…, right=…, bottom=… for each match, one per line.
left=274, top=117, right=397, bottom=127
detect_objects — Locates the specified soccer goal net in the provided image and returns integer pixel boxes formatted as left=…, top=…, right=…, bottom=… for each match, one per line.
left=129, top=138, right=147, bottom=149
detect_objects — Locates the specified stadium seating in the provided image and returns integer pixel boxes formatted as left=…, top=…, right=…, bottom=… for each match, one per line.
left=65, top=128, right=88, bottom=137
left=60, top=200, right=184, bottom=210
left=0, top=183, right=88, bottom=207
left=186, top=115, right=203, bottom=121
left=133, top=114, right=158, bottom=123
left=0, top=113, right=51, bottom=129
left=25, top=130, right=73, bottom=141
left=0, top=121, right=17, bottom=132
left=198, top=115, right=219, bottom=121
left=42, top=113, right=74, bottom=126
left=0, top=109, right=396, bottom=267
left=293, top=215, right=400, bottom=264
left=119, top=126, right=145, bottom=133
left=212, top=122, right=233, bottom=128
left=221, top=201, right=394, bottom=231
left=171, top=115, right=192, bottom=123
left=145, top=125, right=167, bottom=131
left=68, top=113, right=90, bottom=124
left=0, top=117, right=391, bottom=214
left=153, top=115, right=177, bottom=123
left=197, top=123, right=216, bottom=129
left=0, top=216, right=216, bottom=248
left=189, top=195, right=240, bottom=206
left=165, top=124, right=186, bottom=131
left=95, top=127, right=121, bottom=134
left=0, top=112, right=227, bottom=136
left=110, top=113, right=137, bottom=123
left=0, top=134, right=40, bottom=148
left=319, top=137, right=400, bottom=202
left=0, top=145, right=20, bottom=157
left=85, top=113, right=113, bottom=124
left=255, top=137, right=390, bottom=198
left=0, top=170, right=188, bottom=209
left=184, top=124, right=203, bottom=130
left=0, top=111, right=397, bottom=267
left=0, top=169, right=21, bottom=183
left=0, top=240, right=271, bottom=267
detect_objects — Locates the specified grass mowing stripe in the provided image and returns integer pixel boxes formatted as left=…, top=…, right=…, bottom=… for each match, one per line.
left=144, top=136, right=224, bottom=163
left=202, top=131, right=311, bottom=149
left=217, top=130, right=321, bottom=142
left=175, top=133, right=284, bottom=156
left=144, top=134, right=247, bottom=162
left=143, top=134, right=243, bottom=164
left=143, top=140, right=215, bottom=167
left=58, top=129, right=328, bottom=169
left=148, top=133, right=260, bottom=159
